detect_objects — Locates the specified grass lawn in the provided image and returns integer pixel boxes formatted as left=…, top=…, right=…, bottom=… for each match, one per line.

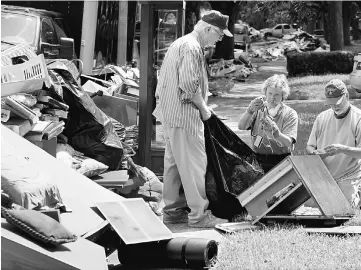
left=288, top=74, right=361, bottom=101
left=211, top=74, right=361, bottom=270
left=211, top=226, right=361, bottom=269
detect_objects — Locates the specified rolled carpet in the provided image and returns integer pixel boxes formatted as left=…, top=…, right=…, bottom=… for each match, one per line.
left=117, top=237, right=218, bottom=268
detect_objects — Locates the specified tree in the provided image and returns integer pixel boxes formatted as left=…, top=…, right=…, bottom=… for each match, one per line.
left=350, top=2, right=361, bottom=41
left=211, top=1, right=238, bottom=60
left=328, top=1, right=344, bottom=50
left=342, top=1, right=352, bottom=46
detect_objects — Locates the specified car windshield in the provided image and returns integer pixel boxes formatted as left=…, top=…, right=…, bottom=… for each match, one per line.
left=1, top=13, right=37, bottom=45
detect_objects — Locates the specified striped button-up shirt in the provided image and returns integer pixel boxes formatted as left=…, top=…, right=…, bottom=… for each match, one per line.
left=153, top=31, right=209, bottom=143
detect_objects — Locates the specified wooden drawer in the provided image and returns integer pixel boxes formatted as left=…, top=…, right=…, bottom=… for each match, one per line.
left=238, top=155, right=354, bottom=224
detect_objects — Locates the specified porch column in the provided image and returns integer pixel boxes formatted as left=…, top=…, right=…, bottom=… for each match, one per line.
left=117, top=1, right=128, bottom=66
left=79, top=1, right=98, bottom=75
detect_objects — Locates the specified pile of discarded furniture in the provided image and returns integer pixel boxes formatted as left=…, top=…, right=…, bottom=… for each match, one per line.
left=1, top=43, right=221, bottom=269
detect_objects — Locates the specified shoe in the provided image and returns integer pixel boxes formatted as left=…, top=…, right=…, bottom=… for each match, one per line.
left=163, top=211, right=189, bottom=224
left=188, top=212, right=228, bottom=228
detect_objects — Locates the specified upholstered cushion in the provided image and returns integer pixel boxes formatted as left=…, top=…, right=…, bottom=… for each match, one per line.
left=1, top=207, right=77, bottom=246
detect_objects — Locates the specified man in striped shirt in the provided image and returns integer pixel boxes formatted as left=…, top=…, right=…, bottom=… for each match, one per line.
left=153, top=10, right=232, bottom=228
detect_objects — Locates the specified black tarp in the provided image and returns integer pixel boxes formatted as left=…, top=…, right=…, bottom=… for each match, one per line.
left=47, top=61, right=123, bottom=170
left=204, top=114, right=264, bottom=220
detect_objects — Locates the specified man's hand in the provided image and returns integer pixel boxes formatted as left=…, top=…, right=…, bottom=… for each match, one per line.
left=324, top=144, right=346, bottom=156
left=248, top=96, right=265, bottom=114
left=309, top=149, right=332, bottom=159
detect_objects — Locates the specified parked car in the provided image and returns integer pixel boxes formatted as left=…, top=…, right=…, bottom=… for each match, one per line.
left=260, top=23, right=298, bottom=39
left=1, top=5, right=75, bottom=60
left=234, top=23, right=250, bottom=49
left=350, top=53, right=361, bottom=93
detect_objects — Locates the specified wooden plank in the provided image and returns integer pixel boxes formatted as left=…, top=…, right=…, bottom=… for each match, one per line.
left=173, top=229, right=224, bottom=243
left=95, top=199, right=173, bottom=245
left=138, top=3, right=155, bottom=168
left=290, top=156, right=354, bottom=216
left=1, top=219, right=107, bottom=270
left=305, top=226, right=361, bottom=235
left=261, top=215, right=352, bottom=227
left=238, top=158, right=293, bottom=204
left=1, top=125, right=125, bottom=237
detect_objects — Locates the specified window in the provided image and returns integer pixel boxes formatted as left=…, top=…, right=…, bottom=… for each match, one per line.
left=54, top=18, right=70, bottom=37
left=93, top=1, right=119, bottom=69
left=275, top=25, right=282, bottom=30
left=283, top=25, right=290, bottom=29
left=41, top=18, right=58, bottom=44
left=1, top=13, right=37, bottom=45
left=53, top=20, right=67, bottom=40
left=356, top=62, right=361, bottom=70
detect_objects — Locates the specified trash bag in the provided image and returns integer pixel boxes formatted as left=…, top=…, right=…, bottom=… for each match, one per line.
left=47, top=61, right=123, bottom=170
left=204, top=114, right=264, bottom=220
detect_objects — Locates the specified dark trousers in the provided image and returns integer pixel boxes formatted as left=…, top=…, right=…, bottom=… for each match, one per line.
left=255, top=153, right=291, bottom=174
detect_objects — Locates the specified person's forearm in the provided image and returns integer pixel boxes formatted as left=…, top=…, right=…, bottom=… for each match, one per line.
left=342, top=146, right=361, bottom=159
left=273, top=132, right=293, bottom=147
left=238, top=110, right=253, bottom=130
left=192, top=91, right=208, bottom=114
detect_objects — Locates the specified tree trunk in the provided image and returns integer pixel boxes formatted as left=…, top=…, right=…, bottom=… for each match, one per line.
left=328, top=1, right=344, bottom=51
left=322, top=11, right=330, bottom=43
left=211, top=1, right=236, bottom=60
left=342, top=1, right=351, bottom=46
left=350, top=2, right=361, bottom=41
left=351, top=18, right=361, bottom=41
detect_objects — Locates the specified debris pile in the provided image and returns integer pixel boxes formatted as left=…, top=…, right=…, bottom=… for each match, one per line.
left=208, top=57, right=257, bottom=96
left=250, top=31, right=327, bottom=61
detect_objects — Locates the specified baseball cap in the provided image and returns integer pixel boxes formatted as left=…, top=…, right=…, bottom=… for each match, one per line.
left=201, top=10, right=233, bottom=37
left=324, top=79, right=348, bottom=105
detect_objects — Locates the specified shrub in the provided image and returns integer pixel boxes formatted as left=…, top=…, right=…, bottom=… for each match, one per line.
left=286, top=51, right=356, bottom=77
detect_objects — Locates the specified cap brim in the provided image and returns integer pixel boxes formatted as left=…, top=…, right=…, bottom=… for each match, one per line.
left=324, top=96, right=343, bottom=105
left=223, top=29, right=233, bottom=37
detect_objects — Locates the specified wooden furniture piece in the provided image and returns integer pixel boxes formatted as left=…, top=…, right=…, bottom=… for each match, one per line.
left=238, top=155, right=354, bottom=225
left=1, top=219, right=108, bottom=270
left=138, top=1, right=185, bottom=174
left=305, top=226, right=361, bottom=235
left=1, top=124, right=126, bottom=238
left=260, top=215, right=352, bottom=227
left=95, top=199, right=173, bottom=245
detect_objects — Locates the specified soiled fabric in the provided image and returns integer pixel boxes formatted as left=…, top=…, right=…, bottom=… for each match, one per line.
left=1, top=142, right=63, bottom=210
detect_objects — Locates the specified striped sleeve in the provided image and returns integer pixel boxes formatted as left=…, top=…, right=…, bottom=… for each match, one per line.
left=178, top=47, right=201, bottom=102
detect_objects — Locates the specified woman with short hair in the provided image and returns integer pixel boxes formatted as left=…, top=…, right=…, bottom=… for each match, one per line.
left=238, top=74, right=299, bottom=173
